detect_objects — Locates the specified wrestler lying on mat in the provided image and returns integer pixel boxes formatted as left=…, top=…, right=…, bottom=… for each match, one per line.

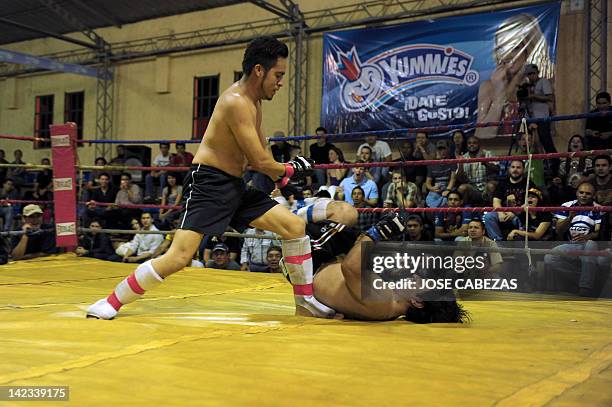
left=288, top=198, right=469, bottom=323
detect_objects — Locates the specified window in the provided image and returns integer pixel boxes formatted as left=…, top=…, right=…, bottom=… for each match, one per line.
left=64, top=91, right=84, bottom=139
left=34, top=94, right=54, bottom=148
left=192, top=75, right=219, bottom=139
left=234, top=71, right=242, bottom=82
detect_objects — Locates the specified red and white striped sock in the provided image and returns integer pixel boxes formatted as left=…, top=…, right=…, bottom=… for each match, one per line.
left=281, top=236, right=314, bottom=297
left=106, top=260, right=164, bottom=311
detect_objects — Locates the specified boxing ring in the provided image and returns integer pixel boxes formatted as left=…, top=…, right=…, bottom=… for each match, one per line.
left=1, top=254, right=611, bottom=405
left=1, top=113, right=612, bottom=405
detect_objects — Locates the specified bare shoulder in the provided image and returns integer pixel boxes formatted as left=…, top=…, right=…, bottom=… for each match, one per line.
left=218, top=84, right=256, bottom=119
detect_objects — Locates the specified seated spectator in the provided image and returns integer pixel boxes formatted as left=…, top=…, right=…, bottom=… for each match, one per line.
left=170, top=142, right=194, bottom=167
left=11, top=204, right=58, bottom=260
left=270, top=134, right=293, bottom=162
left=591, top=155, right=611, bottom=205
left=505, top=187, right=552, bottom=241
left=113, top=212, right=164, bottom=263
left=356, top=135, right=392, bottom=182
left=0, top=178, right=19, bottom=232
left=383, top=169, right=420, bottom=208
left=113, top=172, right=143, bottom=228
left=35, top=158, right=53, bottom=191
left=425, top=140, right=457, bottom=208
left=457, top=136, right=499, bottom=205
left=7, top=149, right=27, bottom=188
left=262, top=245, right=282, bottom=273
left=450, top=130, right=467, bottom=158
left=393, top=140, right=421, bottom=185
left=240, top=228, right=277, bottom=271
left=544, top=182, right=606, bottom=296
left=309, top=127, right=336, bottom=186
left=85, top=157, right=110, bottom=194
left=145, top=142, right=172, bottom=201
left=202, top=232, right=240, bottom=263
left=357, top=145, right=384, bottom=185
left=455, top=219, right=503, bottom=275
left=206, top=243, right=241, bottom=270
left=84, top=172, right=117, bottom=226
left=404, top=215, right=428, bottom=242
left=413, top=131, right=435, bottom=160
left=337, top=161, right=378, bottom=206
left=302, top=187, right=313, bottom=199
left=585, top=91, right=611, bottom=150
left=484, top=160, right=529, bottom=241
left=434, top=191, right=470, bottom=241
left=159, top=172, right=183, bottom=228
left=351, top=186, right=379, bottom=233
left=592, top=155, right=612, bottom=243
left=514, top=124, right=546, bottom=188
left=108, top=145, right=128, bottom=184
left=76, top=219, right=115, bottom=260
left=326, top=146, right=347, bottom=186
left=558, top=135, right=593, bottom=190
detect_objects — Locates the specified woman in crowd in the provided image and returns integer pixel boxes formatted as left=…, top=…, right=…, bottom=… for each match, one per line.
left=326, top=146, right=347, bottom=186
left=159, top=172, right=183, bottom=228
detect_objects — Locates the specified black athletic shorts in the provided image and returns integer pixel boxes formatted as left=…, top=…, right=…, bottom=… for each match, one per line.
left=307, top=220, right=359, bottom=272
left=178, top=164, right=278, bottom=235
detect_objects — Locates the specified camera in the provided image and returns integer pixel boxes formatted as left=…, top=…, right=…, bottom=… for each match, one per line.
left=516, top=83, right=532, bottom=102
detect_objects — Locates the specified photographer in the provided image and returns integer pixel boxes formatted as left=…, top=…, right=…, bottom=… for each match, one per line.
left=523, top=64, right=557, bottom=156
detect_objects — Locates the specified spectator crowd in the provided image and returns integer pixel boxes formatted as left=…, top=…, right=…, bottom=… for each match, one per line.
left=1, top=81, right=610, bottom=292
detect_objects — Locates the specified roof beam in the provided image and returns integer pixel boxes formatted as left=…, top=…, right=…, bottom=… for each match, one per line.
left=37, top=0, right=110, bottom=54
left=0, top=17, right=100, bottom=50
left=248, top=0, right=292, bottom=20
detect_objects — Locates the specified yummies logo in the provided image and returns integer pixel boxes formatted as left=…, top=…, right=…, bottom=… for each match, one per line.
left=332, top=42, right=480, bottom=112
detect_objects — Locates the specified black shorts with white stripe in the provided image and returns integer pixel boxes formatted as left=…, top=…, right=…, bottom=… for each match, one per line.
left=178, top=164, right=278, bottom=235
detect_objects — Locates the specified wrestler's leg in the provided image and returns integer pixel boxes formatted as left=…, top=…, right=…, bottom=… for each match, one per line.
left=294, top=199, right=357, bottom=226
left=251, top=205, right=335, bottom=318
left=86, top=229, right=203, bottom=319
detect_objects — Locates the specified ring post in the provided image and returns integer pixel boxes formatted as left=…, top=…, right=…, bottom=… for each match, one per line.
left=50, top=122, right=78, bottom=249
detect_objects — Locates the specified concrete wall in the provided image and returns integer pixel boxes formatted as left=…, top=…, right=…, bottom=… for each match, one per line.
left=0, top=0, right=602, bottom=166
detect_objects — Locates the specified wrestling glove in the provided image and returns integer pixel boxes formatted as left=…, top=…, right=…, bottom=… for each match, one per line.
left=277, top=156, right=315, bottom=188
left=366, top=212, right=406, bottom=241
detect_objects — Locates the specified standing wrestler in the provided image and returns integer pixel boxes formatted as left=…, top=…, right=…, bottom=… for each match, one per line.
left=87, top=37, right=334, bottom=319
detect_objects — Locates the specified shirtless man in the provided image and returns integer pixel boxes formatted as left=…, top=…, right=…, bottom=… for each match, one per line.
left=289, top=206, right=468, bottom=323
left=87, top=37, right=334, bottom=320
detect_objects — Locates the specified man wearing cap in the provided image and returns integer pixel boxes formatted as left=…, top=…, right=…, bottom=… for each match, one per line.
left=524, top=64, right=556, bottom=156
left=11, top=204, right=58, bottom=260
left=206, top=243, right=241, bottom=270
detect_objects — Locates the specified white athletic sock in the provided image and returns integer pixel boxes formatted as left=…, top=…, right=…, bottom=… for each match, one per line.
left=281, top=236, right=313, bottom=295
left=295, top=198, right=332, bottom=223
left=107, top=260, right=164, bottom=311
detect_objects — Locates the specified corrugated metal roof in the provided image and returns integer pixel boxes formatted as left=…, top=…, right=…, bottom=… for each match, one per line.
left=0, top=0, right=245, bottom=45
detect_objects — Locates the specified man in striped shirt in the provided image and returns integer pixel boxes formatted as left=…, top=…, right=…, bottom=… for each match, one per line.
left=544, top=182, right=607, bottom=296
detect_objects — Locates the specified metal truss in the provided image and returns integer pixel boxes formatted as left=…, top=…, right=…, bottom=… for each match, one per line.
left=585, top=0, right=608, bottom=110
left=96, top=62, right=114, bottom=158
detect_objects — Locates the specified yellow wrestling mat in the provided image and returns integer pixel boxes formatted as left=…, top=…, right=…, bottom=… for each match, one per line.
left=1, top=254, right=611, bottom=406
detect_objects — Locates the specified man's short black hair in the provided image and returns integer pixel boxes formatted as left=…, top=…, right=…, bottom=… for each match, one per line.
left=406, top=215, right=423, bottom=225
left=95, top=156, right=107, bottom=165
left=596, top=91, right=611, bottom=102
left=176, top=142, right=186, bottom=148
left=120, top=172, right=132, bottom=180
left=594, top=154, right=611, bottom=165
left=242, top=36, right=289, bottom=76
left=160, top=142, right=170, bottom=148
left=315, top=126, right=327, bottom=133
left=99, top=172, right=111, bottom=179
left=509, top=159, right=525, bottom=167
left=469, top=219, right=485, bottom=229
left=447, top=190, right=463, bottom=200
